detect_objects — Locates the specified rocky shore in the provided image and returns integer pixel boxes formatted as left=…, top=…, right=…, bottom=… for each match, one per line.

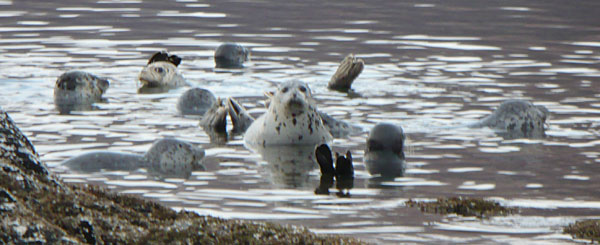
left=0, top=110, right=363, bottom=244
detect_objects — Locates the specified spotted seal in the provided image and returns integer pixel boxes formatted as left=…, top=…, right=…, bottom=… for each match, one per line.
left=214, top=43, right=250, bottom=68
left=53, top=71, right=109, bottom=114
left=364, top=122, right=406, bottom=177
left=243, top=80, right=333, bottom=147
left=63, top=138, right=205, bottom=179
left=472, top=99, right=549, bottom=139
left=177, top=88, right=217, bottom=116
left=138, top=51, right=187, bottom=93
left=328, top=54, right=364, bottom=91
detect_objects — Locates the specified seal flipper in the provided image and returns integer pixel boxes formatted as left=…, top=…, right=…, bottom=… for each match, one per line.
left=315, top=144, right=335, bottom=195
left=148, top=51, right=182, bottom=67
left=200, top=98, right=228, bottom=143
left=328, top=54, right=364, bottom=91
left=315, top=144, right=335, bottom=176
left=334, top=150, right=354, bottom=197
left=227, top=97, right=255, bottom=135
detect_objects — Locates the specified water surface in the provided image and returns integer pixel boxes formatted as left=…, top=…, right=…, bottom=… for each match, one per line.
left=1, top=0, right=599, bottom=243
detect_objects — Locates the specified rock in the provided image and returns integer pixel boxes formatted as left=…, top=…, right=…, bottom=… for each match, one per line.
left=0, top=108, right=364, bottom=244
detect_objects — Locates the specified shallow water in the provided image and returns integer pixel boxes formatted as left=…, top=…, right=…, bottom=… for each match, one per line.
left=1, top=0, right=599, bottom=243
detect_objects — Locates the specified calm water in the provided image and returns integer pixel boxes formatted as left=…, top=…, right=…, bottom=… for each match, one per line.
left=1, top=0, right=600, bottom=243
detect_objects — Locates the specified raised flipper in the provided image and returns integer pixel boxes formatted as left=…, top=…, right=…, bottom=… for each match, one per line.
left=199, top=98, right=228, bottom=144
left=328, top=54, right=364, bottom=91
left=226, top=97, right=255, bottom=135
left=315, top=144, right=335, bottom=176
left=334, top=150, right=354, bottom=197
left=148, top=51, right=182, bottom=67
left=314, top=144, right=335, bottom=195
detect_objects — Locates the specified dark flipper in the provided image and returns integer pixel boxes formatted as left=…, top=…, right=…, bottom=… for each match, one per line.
left=328, top=54, right=364, bottom=91
left=148, top=51, right=182, bottom=67
left=227, top=97, right=255, bottom=135
left=315, top=144, right=335, bottom=176
left=334, top=151, right=354, bottom=197
left=314, top=144, right=335, bottom=195
left=200, top=98, right=228, bottom=144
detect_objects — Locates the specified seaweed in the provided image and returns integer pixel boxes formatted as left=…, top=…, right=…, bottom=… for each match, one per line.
left=406, top=197, right=516, bottom=218
left=564, top=219, right=600, bottom=243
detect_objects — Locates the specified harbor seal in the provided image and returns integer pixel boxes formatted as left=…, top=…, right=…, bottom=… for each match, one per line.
left=53, top=71, right=109, bottom=114
left=364, top=123, right=406, bottom=177
left=63, top=138, right=205, bottom=179
left=138, top=51, right=187, bottom=93
left=243, top=80, right=333, bottom=148
left=177, top=88, right=217, bottom=116
left=472, top=99, right=549, bottom=139
left=214, top=43, right=250, bottom=68
left=328, top=54, right=364, bottom=91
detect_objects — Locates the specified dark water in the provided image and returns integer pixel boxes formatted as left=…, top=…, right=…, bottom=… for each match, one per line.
left=1, top=0, right=599, bottom=243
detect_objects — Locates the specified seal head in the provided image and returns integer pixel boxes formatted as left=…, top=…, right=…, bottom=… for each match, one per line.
left=214, top=43, right=250, bottom=68
left=177, top=88, right=217, bottom=116
left=53, top=71, right=109, bottom=114
left=364, top=123, right=406, bottom=177
left=138, top=51, right=187, bottom=93
left=475, top=99, right=548, bottom=139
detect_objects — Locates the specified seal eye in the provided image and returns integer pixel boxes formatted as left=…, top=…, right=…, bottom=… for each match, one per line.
left=281, top=87, right=289, bottom=93
left=299, top=86, right=307, bottom=93
left=155, top=67, right=164, bottom=73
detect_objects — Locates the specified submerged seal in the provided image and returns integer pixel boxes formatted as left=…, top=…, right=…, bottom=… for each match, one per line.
left=53, top=71, right=109, bottom=114
left=328, top=54, right=364, bottom=91
left=177, top=88, right=217, bottom=116
left=138, top=51, right=187, bottom=93
left=243, top=80, right=333, bottom=147
left=473, top=99, right=549, bottom=138
left=364, top=122, right=406, bottom=177
left=63, top=138, right=205, bottom=179
left=214, top=43, right=250, bottom=68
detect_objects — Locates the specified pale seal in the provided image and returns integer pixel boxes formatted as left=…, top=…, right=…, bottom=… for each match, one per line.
left=138, top=51, right=187, bottom=93
left=328, top=54, right=364, bottom=91
left=63, top=138, right=205, bottom=179
left=364, top=123, right=406, bottom=177
left=214, top=43, right=250, bottom=68
left=177, top=88, right=217, bottom=116
left=243, top=80, right=333, bottom=147
left=53, top=71, right=109, bottom=114
left=472, top=99, right=549, bottom=139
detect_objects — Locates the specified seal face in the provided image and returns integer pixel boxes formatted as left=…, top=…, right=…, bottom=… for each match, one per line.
left=138, top=51, right=187, bottom=93
left=475, top=99, right=548, bottom=138
left=138, top=61, right=186, bottom=88
left=214, top=43, right=250, bottom=68
left=177, top=88, right=217, bottom=116
left=244, top=80, right=333, bottom=147
left=53, top=71, right=109, bottom=114
left=364, top=122, right=406, bottom=177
